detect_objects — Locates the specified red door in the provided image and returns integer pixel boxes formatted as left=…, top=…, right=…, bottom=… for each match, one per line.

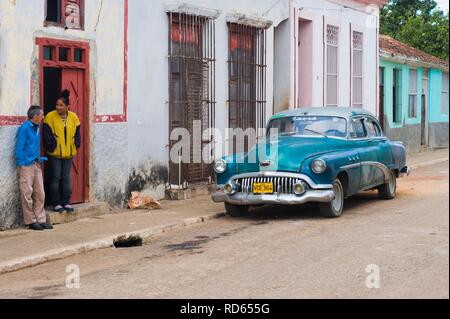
left=61, top=69, right=85, bottom=203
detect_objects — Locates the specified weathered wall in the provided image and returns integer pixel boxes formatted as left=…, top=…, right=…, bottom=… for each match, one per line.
left=429, top=122, right=449, bottom=149
left=383, top=121, right=422, bottom=154
left=126, top=0, right=281, bottom=195
left=0, top=127, right=22, bottom=230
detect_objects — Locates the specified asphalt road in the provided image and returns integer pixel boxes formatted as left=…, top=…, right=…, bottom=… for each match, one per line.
left=0, top=162, right=448, bottom=299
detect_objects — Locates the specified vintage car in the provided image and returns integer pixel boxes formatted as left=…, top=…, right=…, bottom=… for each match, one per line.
left=212, top=107, right=410, bottom=218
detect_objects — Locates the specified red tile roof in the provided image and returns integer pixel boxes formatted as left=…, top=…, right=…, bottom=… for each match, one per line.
left=380, top=34, right=449, bottom=69
left=354, top=0, right=388, bottom=6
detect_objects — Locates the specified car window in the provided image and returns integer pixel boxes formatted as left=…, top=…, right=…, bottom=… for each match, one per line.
left=267, top=116, right=347, bottom=138
left=349, top=118, right=367, bottom=138
left=366, top=119, right=382, bottom=137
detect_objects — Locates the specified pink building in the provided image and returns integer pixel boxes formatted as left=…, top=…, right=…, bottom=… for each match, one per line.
left=274, top=0, right=387, bottom=117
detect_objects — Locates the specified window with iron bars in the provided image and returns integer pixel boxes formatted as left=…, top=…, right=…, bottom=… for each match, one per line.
left=326, top=24, right=339, bottom=107
left=227, top=23, right=267, bottom=152
left=408, top=69, right=418, bottom=118
left=168, top=12, right=216, bottom=185
left=352, top=31, right=363, bottom=108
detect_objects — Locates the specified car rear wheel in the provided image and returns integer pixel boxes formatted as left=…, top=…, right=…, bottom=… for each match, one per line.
left=224, top=203, right=249, bottom=217
left=319, top=179, right=344, bottom=218
left=378, top=170, right=397, bottom=200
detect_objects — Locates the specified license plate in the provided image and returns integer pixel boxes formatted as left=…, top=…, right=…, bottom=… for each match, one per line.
left=253, top=182, right=274, bottom=194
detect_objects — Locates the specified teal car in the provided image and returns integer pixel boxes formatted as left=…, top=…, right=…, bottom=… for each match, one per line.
left=212, top=108, right=410, bottom=218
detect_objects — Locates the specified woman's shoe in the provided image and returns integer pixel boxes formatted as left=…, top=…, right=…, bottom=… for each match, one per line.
left=53, top=205, right=64, bottom=213
left=63, top=204, right=75, bottom=213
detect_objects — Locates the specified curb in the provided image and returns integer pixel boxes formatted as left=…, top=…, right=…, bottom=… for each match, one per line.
left=409, top=157, right=449, bottom=170
left=0, top=212, right=225, bottom=276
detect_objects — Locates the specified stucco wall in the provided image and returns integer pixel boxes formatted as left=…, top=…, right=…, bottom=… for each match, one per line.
left=429, top=122, right=449, bottom=149
left=126, top=0, right=280, bottom=192
left=0, top=127, right=22, bottom=230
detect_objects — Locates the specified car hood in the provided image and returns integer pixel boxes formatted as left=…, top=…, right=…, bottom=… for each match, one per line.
left=237, top=136, right=344, bottom=173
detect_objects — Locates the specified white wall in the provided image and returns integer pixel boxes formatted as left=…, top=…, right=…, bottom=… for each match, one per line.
left=0, top=0, right=125, bottom=117
left=127, top=0, right=284, bottom=168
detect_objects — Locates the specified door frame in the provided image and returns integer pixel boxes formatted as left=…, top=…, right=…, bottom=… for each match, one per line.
left=36, top=37, right=90, bottom=202
left=421, top=71, right=429, bottom=146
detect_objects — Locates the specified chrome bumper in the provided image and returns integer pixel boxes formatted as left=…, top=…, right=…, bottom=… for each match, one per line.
left=212, top=189, right=335, bottom=206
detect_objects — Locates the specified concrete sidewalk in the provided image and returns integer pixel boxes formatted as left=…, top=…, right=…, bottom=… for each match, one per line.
left=0, top=197, right=225, bottom=274
left=0, top=148, right=447, bottom=275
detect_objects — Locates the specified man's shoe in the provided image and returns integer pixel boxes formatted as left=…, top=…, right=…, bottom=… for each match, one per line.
left=53, top=205, right=64, bottom=213
left=29, top=223, right=44, bottom=231
left=63, top=204, right=75, bottom=213
left=40, top=223, right=53, bottom=230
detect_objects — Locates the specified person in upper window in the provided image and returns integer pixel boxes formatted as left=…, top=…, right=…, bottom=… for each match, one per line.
left=43, top=89, right=81, bottom=213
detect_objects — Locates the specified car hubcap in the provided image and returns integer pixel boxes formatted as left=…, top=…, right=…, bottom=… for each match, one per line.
left=332, top=182, right=343, bottom=212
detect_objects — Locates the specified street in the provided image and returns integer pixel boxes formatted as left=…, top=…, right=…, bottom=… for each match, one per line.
left=0, top=161, right=448, bottom=299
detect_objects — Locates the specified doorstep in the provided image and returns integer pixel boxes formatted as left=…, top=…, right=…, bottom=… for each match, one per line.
left=46, top=202, right=111, bottom=225
left=165, top=183, right=217, bottom=200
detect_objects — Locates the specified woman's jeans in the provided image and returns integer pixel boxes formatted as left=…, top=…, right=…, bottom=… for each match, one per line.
left=48, top=156, right=72, bottom=206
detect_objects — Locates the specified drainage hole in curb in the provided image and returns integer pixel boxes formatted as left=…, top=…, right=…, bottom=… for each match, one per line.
left=113, top=235, right=143, bottom=248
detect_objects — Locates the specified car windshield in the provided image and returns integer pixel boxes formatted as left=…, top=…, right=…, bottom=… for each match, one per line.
left=267, top=116, right=347, bottom=138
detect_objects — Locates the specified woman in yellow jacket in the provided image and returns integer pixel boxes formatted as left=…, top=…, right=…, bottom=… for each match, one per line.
left=43, top=90, right=81, bottom=213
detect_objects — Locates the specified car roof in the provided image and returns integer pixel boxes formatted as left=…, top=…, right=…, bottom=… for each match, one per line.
left=270, top=107, right=376, bottom=120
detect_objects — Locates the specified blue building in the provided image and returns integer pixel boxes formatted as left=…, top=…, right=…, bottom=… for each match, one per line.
left=379, top=35, right=449, bottom=152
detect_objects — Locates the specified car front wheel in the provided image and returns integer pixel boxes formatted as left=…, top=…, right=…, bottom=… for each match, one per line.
left=378, top=170, right=397, bottom=200
left=224, top=203, right=249, bottom=217
left=319, top=179, right=344, bottom=218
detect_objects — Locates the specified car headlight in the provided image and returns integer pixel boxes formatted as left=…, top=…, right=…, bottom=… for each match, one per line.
left=214, top=159, right=227, bottom=174
left=311, top=159, right=326, bottom=174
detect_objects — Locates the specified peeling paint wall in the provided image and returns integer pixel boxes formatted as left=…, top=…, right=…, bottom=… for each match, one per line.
left=0, top=127, right=22, bottom=230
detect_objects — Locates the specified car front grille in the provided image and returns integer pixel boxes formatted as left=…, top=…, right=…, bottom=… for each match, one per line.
left=235, top=176, right=306, bottom=194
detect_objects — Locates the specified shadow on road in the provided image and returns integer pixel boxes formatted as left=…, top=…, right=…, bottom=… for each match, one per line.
left=226, top=190, right=381, bottom=221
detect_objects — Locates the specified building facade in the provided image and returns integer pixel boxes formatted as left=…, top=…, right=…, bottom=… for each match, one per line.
left=379, top=35, right=449, bottom=152
left=0, top=0, right=127, bottom=229
left=274, top=0, right=385, bottom=115
left=0, top=0, right=385, bottom=230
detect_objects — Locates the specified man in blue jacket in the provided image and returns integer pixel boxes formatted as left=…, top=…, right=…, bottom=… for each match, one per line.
left=15, top=106, right=52, bottom=231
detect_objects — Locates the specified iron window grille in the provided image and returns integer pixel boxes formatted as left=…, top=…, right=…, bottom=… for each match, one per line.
left=408, top=69, right=418, bottom=118
left=227, top=23, right=267, bottom=153
left=168, top=12, right=216, bottom=186
left=352, top=31, right=363, bottom=108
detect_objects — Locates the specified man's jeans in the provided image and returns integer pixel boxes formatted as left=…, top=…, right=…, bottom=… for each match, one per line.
left=49, top=156, right=73, bottom=206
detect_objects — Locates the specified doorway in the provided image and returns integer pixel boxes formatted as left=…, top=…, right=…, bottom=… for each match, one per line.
left=297, top=18, right=313, bottom=108
left=421, top=71, right=429, bottom=146
left=37, top=38, right=90, bottom=204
